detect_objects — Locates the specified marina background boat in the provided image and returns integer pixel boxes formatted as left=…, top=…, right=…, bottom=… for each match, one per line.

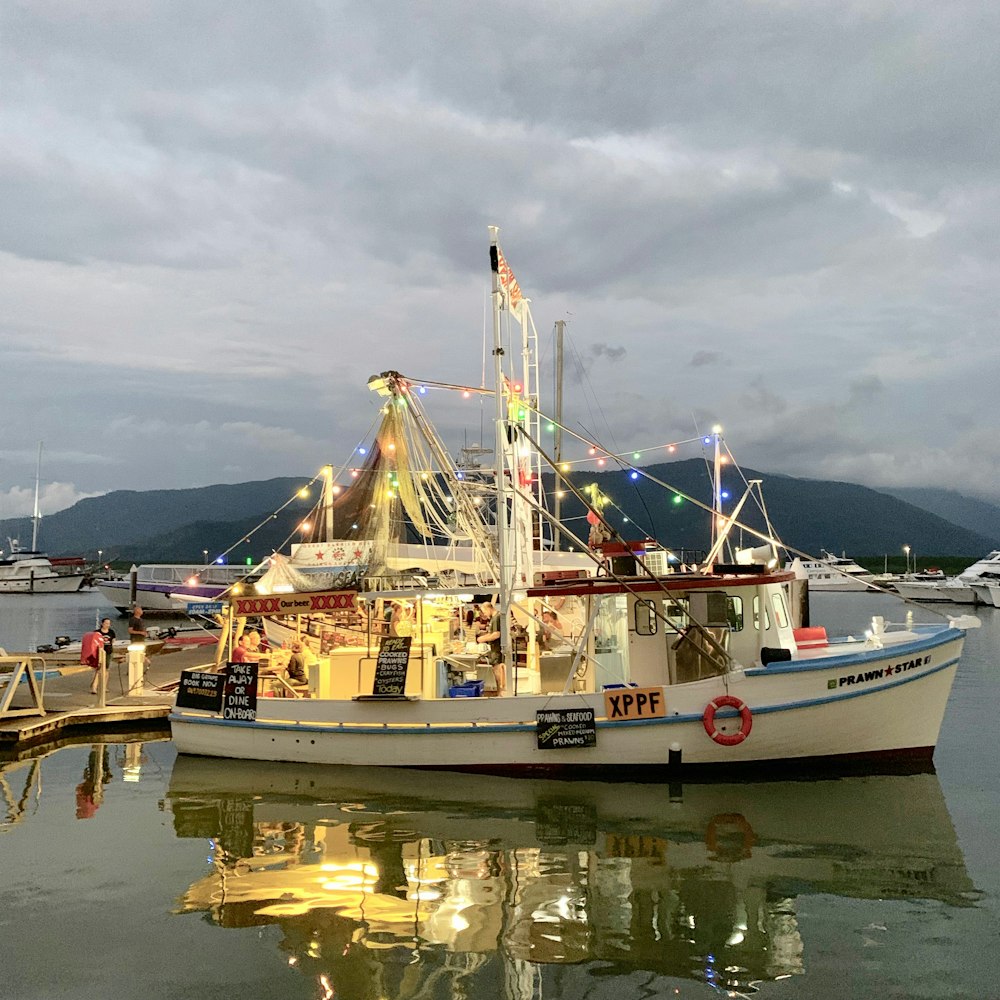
left=894, top=550, right=1000, bottom=605
left=789, top=550, right=875, bottom=591
left=96, top=562, right=261, bottom=615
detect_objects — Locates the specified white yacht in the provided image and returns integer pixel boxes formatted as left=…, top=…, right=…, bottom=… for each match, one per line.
left=790, top=551, right=875, bottom=592
left=0, top=546, right=89, bottom=593
left=894, top=551, right=1000, bottom=605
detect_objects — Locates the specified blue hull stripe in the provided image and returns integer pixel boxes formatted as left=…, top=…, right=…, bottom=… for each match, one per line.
left=170, top=655, right=959, bottom=737
left=744, top=629, right=959, bottom=675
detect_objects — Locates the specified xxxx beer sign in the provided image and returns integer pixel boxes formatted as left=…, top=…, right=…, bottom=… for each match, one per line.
left=233, top=590, right=358, bottom=617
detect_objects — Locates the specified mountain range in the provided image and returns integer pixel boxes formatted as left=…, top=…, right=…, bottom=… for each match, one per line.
left=1, top=463, right=997, bottom=564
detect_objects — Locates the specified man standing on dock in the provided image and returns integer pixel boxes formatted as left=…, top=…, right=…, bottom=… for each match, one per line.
left=127, top=605, right=147, bottom=645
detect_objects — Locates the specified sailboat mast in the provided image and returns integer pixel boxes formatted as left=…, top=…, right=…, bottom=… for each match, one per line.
left=488, top=227, right=513, bottom=667
left=31, top=441, right=43, bottom=552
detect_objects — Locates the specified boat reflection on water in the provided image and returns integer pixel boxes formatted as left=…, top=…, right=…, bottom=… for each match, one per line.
left=166, top=758, right=978, bottom=996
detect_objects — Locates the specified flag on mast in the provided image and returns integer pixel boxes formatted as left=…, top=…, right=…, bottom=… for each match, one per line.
left=496, top=246, right=525, bottom=320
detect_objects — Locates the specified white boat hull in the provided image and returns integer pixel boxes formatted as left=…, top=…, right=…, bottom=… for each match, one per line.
left=97, top=580, right=190, bottom=613
left=0, top=573, right=87, bottom=594
left=806, top=576, right=873, bottom=593
left=893, top=581, right=977, bottom=604
left=172, top=629, right=963, bottom=772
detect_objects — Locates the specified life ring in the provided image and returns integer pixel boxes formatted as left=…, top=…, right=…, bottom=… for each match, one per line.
left=705, top=812, right=755, bottom=861
left=702, top=695, right=752, bottom=746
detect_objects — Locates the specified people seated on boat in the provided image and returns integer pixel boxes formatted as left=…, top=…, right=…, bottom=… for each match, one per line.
left=285, top=642, right=308, bottom=685
left=230, top=634, right=251, bottom=663
left=477, top=601, right=506, bottom=696
left=389, top=601, right=414, bottom=637
left=539, top=610, right=569, bottom=651
left=127, top=605, right=147, bottom=645
left=245, top=629, right=264, bottom=658
left=472, top=603, right=492, bottom=638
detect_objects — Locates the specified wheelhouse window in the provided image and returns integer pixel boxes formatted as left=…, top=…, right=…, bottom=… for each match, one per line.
left=634, top=598, right=657, bottom=635
left=770, top=591, right=789, bottom=629
left=753, top=595, right=771, bottom=631
left=706, top=592, right=744, bottom=632
left=661, top=597, right=689, bottom=633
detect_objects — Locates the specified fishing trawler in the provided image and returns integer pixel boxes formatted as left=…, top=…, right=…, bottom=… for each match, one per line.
left=169, top=229, right=979, bottom=774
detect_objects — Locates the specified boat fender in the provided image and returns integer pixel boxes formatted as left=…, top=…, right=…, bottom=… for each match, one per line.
left=760, top=646, right=792, bottom=666
left=705, top=812, right=755, bottom=861
left=702, top=695, right=752, bottom=746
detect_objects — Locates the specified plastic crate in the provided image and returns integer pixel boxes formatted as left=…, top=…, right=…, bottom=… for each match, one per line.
left=449, top=680, right=485, bottom=698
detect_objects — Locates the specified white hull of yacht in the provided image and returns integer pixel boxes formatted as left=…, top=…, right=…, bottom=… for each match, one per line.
left=0, top=572, right=87, bottom=594
left=172, top=628, right=963, bottom=772
left=806, top=575, right=873, bottom=593
left=97, top=580, right=192, bottom=613
left=893, top=581, right=977, bottom=604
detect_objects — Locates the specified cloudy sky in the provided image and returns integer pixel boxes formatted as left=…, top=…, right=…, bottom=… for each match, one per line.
left=3, top=0, right=999, bottom=522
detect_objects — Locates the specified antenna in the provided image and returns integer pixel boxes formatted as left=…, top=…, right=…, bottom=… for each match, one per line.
left=31, top=441, right=43, bottom=552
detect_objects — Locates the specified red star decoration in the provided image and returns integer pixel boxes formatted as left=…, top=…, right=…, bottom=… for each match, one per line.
left=353, top=548, right=363, bottom=559
left=314, top=550, right=325, bottom=560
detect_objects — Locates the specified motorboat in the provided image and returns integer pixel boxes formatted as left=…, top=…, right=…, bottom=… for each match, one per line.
left=894, top=551, right=1000, bottom=605
left=0, top=544, right=89, bottom=594
left=169, top=228, right=980, bottom=775
left=789, top=550, right=875, bottom=592
left=97, top=562, right=261, bottom=615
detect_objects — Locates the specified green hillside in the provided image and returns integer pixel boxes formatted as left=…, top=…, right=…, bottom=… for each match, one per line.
left=3, top=463, right=997, bottom=564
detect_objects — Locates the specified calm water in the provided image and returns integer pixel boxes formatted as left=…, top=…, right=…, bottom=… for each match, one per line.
left=1, top=594, right=998, bottom=999
left=0, top=590, right=191, bottom=653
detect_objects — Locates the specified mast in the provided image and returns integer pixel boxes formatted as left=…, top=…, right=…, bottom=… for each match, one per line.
left=322, top=464, right=334, bottom=540
left=31, top=441, right=43, bottom=552
left=488, top=226, right=514, bottom=670
left=710, top=425, right=723, bottom=561
left=553, top=320, right=565, bottom=550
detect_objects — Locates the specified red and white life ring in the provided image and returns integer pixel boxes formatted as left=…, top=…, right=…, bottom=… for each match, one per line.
left=702, top=695, right=753, bottom=746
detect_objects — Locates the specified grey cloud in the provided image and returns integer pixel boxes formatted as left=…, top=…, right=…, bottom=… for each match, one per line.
left=690, top=351, right=722, bottom=368
left=1, top=1, right=999, bottom=507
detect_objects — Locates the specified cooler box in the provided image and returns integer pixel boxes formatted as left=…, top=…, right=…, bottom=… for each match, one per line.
left=449, top=680, right=485, bottom=698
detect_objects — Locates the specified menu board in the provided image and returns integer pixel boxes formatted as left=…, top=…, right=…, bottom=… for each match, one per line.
left=535, top=707, right=597, bottom=750
left=372, top=636, right=412, bottom=696
left=176, top=670, right=225, bottom=712
left=222, top=661, right=258, bottom=720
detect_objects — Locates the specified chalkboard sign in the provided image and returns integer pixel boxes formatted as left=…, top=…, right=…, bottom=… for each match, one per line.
left=176, top=670, right=225, bottom=712
left=222, top=661, right=258, bottom=721
left=372, top=636, right=412, bottom=696
left=536, top=707, right=597, bottom=750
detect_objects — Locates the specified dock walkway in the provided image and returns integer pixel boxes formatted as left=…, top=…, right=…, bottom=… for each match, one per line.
left=0, top=645, right=215, bottom=755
